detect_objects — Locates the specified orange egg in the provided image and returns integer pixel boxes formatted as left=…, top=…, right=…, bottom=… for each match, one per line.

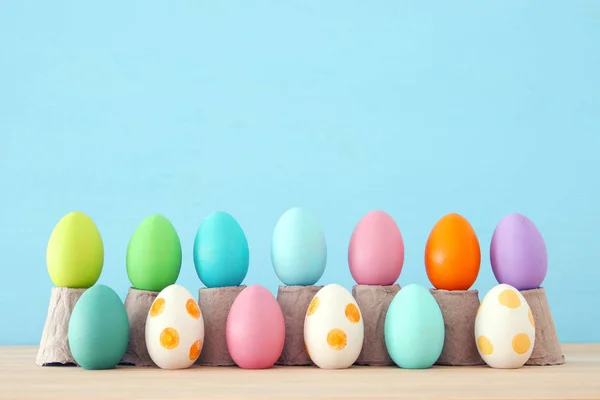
left=425, top=213, right=481, bottom=290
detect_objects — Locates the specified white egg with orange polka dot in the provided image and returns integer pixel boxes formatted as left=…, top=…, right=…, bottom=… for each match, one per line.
left=145, top=284, right=205, bottom=369
left=475, top=283, right=535, bottom=369
left=304, top=284, right=364, bottom=369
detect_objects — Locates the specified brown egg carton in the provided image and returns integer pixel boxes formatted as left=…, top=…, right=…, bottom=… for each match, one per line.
left=275, top=285, right=323, bottom=366
left=430, top=289, right=484, bottom=366
left=36, top=287, right=86, bottom=366
left=121, top=287, right=159, bottom=366
left=352, top=284, right=400, bottom=366
left=195, top=285, right=246, bottom=366
left=521, top=287, right=565, bottom=366
left=37, top=284, right=564, bottom=369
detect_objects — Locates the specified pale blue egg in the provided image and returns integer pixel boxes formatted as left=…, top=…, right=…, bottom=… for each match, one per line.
left=384, top=284, right=445, bottom=369
left=271, top=207, right=327, bottom=286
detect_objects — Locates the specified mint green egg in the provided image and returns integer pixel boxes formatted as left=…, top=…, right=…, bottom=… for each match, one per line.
left=68, top=284, right=129, bottom=370
left=384, top=284, right=445, bottom=369
left=126, top=214, right=182, bottom=291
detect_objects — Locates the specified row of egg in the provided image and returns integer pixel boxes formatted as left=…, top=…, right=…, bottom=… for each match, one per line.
left=67, top=281, right=534, bottom=371
left=306, top=282, right=535, bottom=370
left=47, top=208, right=548, bottom=293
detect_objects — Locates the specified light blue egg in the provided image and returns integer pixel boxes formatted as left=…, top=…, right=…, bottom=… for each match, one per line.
left=384, top=284, right=445, bottom=369
left=193, top=211, right=249, bottom=288
left=271, top=207, right=327, bottom=286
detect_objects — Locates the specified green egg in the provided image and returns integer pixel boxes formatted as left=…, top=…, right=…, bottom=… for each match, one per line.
left=126, top=214, right=182, bottom=291
left=46, top=211, right=104, bottom=288
left=384, top=284, right=445, bottom=369
left=68, top=284, right=129, bottom=370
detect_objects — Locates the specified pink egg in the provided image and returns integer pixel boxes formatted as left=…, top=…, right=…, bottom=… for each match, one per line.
left=348, top=210, right=405, bottom=285
left=226, top=284, right=285, bottom=369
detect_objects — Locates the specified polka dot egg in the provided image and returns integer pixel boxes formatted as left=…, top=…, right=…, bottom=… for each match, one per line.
left=475, top=283, right=535, bottom=369
left=304, top=284, right=364, bottom=369
left=145, top=284, right=205, bottom=369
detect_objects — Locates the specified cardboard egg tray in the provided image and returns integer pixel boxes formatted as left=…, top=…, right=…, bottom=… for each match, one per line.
left=36, top=284, right=564, bottom=369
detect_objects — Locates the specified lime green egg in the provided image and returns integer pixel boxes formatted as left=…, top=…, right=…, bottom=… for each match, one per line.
left=126, top=214, right=182, bottom=292
left=46, top=211, right=104, bottom=288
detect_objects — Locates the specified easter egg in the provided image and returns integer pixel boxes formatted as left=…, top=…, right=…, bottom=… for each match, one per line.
left=271, top=207, right=327, bottom=286
left=490, top=213, right=548, bottom=290
left=475, top=284, right=535, bottom=368
left=194, top=212, right=249, bottom=288
left=46, top=211, right=104, bottom=288
left=145, top=284, right=205, bottom=369
left=226, top=285, right=285, bottom=369
left=425, top=213, right=481, bottom=290
left=304, top=284, right=364, bottom=369
left=384, top=284, right=444, bottom=369
left=67, top=284, right=129, bottom=370
left=126, top=214, right=182, bottom=292
left=348, top=210, right=404, bottom=285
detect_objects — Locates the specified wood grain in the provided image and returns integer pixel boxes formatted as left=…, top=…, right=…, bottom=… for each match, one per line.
left=1, top=344, right=599, bottom=399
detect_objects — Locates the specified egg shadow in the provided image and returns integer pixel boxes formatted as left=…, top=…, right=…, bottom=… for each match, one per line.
left=41, top=362, right=78, bottom=367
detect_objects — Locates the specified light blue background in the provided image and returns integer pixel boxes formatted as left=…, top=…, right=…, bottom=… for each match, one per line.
left=1, top=1, right=598, bottom=345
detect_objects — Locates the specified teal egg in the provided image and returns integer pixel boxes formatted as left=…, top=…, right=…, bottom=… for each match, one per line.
left=384, top=284, right=445, bottom=369
left=68, top=284, right=129, bottom=370
left=193, top=211, right=249, bottom=288
left=271, top=207, right=327, bottom=286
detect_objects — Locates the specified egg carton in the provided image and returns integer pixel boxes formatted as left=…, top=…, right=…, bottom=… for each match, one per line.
left=352, top=284, right=400, bottom=366
left=276, top=285, right=323, bottom=366
left=36, top=284, right=563, bottom=369
left=430, top=289, right=484, bottom=366
left=195, top=285, right=247, bottom=367
left=36, top=287, right=86, bottom=367
left=121, top=287, right=159, bottom=367
left=521, top=287, right=564, bottom=366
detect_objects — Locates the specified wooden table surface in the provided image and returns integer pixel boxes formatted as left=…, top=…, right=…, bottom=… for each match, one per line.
left=1, top=344, right=599, bottom=400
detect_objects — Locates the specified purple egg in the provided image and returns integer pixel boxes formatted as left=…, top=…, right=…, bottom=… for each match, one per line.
left=490, top=213, right=548, bottom=290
